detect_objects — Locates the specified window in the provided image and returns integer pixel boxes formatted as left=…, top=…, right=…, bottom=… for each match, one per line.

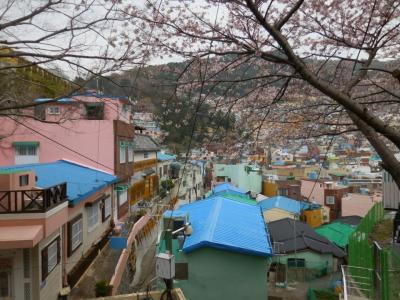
left=118, top=190, right=128, bottom=206
left=41, top=237, right=60, bottom=281
left=87, top=203, right=100, bottom=232
left=128, top=143, right=134, bottom=162
left=102, top=196, right=112, bottom=222
left=159, top=167, right=162, bottom=178
left=278, top=188, right=289, bottom=196
left=85, top=103, right=104, bottom=120
left=144, top=152, right=149, bottom=159
left=47, top=106, right=60, bottom=115
left=119, top=141, right=126, bottom=163
left=14, top=142, right=39, bottom=164
left=0, top=270, right=11, bottom=298
left=326, top=196, right=335, bottom=205
left=287, top=258, right=305, bottom=268
left=19, top=174, right=29, bottom=186
left=68, top=214, right=83, bottom=256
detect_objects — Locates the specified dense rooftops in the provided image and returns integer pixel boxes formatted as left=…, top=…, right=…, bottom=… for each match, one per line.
left=0, top=160, right=117, bottom=206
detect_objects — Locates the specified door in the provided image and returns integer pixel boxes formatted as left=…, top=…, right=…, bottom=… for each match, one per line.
left=0, top=270, right=11, bottom=300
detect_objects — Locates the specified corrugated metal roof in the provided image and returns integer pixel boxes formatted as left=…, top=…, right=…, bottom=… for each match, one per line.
left=0, top=160, right=117, bottom=206
left=175, top=196, right=273, bottom=257
left=215, top=192, right=257, bottom=206
left=157, top=152, right=176, bottom=161
left=258, top=196, right=307, bottom=214
left=133, top=134, right=159, bottom=151
left=268, top=218, right=345, bottom=258
left=213, top=182, right=246, bottom=195
left=315, top=222, right=356, bottom=249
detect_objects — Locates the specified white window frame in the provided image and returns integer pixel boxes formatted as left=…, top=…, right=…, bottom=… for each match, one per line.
left=104, top=196, right=112, bottom=220
left=128, top=143, right=134, bottom=162
left=119, top=141, right=126, bottom=163
left=87, top=203, right=100, bottom=232
left=47, top=106, right=60, bottom=115
left=326, top=195, right=335, bottom=205
left=47, top=240, right=58, bottom=274
left=118, top=190, right=128, bottom=206
left=71, top=217, right=83, bottom=252
left=15, top=144, right=39, bottom=164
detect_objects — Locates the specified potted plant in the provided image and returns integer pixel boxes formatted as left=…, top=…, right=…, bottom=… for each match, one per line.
left=94, top=280, right=113, bottom=297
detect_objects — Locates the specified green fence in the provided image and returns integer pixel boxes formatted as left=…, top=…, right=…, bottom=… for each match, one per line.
left=348, top=202, right=400, bottom=300
left=348, top=202, right=383, bottom=298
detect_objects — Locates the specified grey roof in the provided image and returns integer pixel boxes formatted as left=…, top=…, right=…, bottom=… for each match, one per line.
left=335, top=216, right=362, bottom=227
left=133, top=134, right=159, bottom=151
left=268, top=218, right=345, bottom=258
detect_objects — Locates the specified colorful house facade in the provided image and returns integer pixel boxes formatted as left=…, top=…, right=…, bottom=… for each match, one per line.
left=160, top=196, right=273, bottom=300
left=0, top=160, right=117, bottom=300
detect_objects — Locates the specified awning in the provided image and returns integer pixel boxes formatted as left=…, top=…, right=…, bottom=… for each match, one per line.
left=143, top=168, right=155, bottom=176
left=114, top=185, right=129, bottom=191
left=12, top=141, right=39, bottom=147
left=0, top=225, right=43, bottom=249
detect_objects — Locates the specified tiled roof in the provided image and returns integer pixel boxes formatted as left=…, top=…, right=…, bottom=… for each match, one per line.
left=133, top=134, right=159, bottom=151
left=175, top=196, right=273, bottom=257
left=268, top=218, right=345, bottom=257
left=0, top=160, right=117, bottom=206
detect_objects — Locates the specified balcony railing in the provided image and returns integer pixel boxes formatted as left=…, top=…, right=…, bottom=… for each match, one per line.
left=0, top=182, right=67, bottom=214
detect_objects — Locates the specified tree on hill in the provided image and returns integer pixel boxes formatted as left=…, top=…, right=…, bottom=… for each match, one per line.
left=127, top=0, right=400, bottom=189
left=0, top=0, right=142, bottom=117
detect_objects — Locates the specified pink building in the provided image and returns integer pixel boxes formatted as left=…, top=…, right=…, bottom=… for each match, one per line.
left=0, top=160, right=116, bottom=300
left=301, top=179, right=349, bottom=221
left=0, top=92, right=135, bottom=218
left=341, top=193, right=382, bottom=217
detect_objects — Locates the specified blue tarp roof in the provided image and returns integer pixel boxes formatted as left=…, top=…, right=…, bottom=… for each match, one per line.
left=213, top=182, right=247, bottom=195
left=157, top=152, right=176, bottom=161
left=175, top=196, right=273, bottom=257
left=0, top=160, right=117, bottom=206
left=258, top=196, right=316, bottom=214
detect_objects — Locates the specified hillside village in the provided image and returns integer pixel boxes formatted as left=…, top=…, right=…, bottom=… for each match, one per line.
left=1, top=1, right=400, bottom=300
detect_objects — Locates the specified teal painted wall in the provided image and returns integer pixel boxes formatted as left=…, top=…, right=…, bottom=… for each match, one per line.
left=272, top=251, right=334, bottom=272
left=215, top=163, right=262, bottom=193
left=176, top=247, right=269, bottom=300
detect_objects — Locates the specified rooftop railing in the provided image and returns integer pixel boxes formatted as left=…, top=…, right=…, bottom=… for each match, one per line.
left=0, top=182, right=67, bottom=213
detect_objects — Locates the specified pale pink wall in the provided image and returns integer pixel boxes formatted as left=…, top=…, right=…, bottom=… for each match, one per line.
left=0, top=117, right=115, bottom=174
left=42, top=96, right=132, bottom=124
left=341, top=193, right=382, bottom=217
left=301, top=179, right=325, bottom=205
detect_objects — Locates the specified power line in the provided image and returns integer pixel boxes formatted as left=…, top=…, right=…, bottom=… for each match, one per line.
left=8, top=116, right=114, bottom=172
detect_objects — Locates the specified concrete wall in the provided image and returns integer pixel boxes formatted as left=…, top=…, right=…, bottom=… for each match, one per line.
left=134, top=151, right=157, bottom=161
left=215, top=163, right=261, bottom=194
left=33, top=229, right=63, bottom=300
left=272, top=250, right=334, bottom=272
left=0, top=117, right=115, bottom=174
left=177, top=247, right=269, bottom=300
left=341, top=193, right=381, bottom=217
left=66, top=188, right=113, bottom=273
left=301, top=180, right=325, bottom=204
left=383, top=170, right=400, bottom=210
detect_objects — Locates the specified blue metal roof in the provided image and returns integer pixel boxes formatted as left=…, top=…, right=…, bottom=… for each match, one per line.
left=34, top=97, right=75, bottom=103
left=157, top=152, right=176, bottom=161
left=176, top=196, right=273, bottom=257
left=258, top=196, right=313, bottom=214
left=213, top=182, right=247, bottom=195
left=0, top=160, right=117, bottom=206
